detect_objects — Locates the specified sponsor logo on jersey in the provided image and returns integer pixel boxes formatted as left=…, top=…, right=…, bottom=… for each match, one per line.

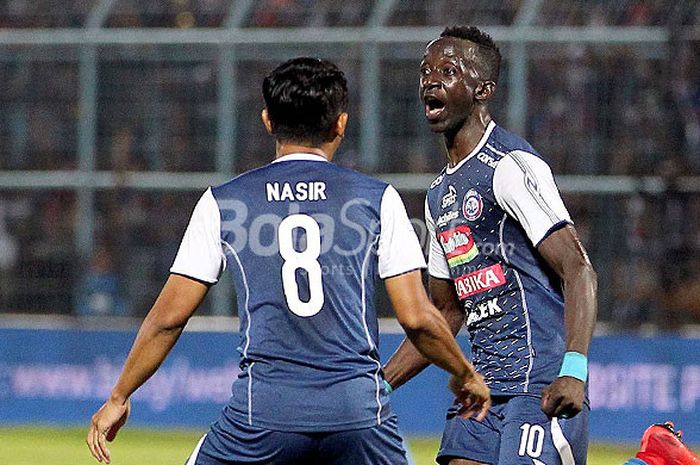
left=441, top=185, right=457, bottom=209
left=430, top=174, right=445, bottom=189
left=462, top=188, right=483, bottom=221
left=477, top=151, right=498, bottom=168
left=436, top=210, right=459, bottom=227
left=437, top=225, right=479, bottom=266
left=453, top=264, right=506, bottom=299
left=466, top=297, right=503, bottom=325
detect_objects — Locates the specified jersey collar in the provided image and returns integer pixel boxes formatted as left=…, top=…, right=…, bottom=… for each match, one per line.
left=445, top=120, right=496, bottom=175
left=272, top=152, right=329, bottom=163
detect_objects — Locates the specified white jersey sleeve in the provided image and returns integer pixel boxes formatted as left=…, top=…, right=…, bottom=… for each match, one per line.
left=377, top=185, right=427, bottom=279
left=425, top=198, right=451, bottom=280
left=493, top=150, right=572, bottom=247
left=170, top=188, right=226, bottom=284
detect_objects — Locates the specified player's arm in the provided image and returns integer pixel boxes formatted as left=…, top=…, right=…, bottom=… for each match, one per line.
left=382, top=276, right=464, bottom=391
left=377, top=186, right=488, bottom=418
left=383, top=197, right=465, bottom=391
left=386, top=270, right=489, bottom=420
left=538, top=225, right=597, bottom=418
left=493, top=151, right=597, bottom=419
left=87, top=275, right=208, bottom=463
left=87, top=188, right=225, bottom=463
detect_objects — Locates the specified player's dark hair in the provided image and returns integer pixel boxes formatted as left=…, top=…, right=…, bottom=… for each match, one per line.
left=263, top=57, right=348, bottom=146
left=441, top=25, right=501, bottom=83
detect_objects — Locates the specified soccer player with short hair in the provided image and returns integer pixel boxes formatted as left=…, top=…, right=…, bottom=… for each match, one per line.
left=86, top=57, right=490, bottom=465
left=382, top=26, right=598, bottom=465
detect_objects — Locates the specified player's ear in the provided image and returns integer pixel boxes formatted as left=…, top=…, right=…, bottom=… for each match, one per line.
left=333, top=112, right=349, bottom=139
left=261, top=108, right=274, bottom=135
left=475, top=81, right=496, bottom=102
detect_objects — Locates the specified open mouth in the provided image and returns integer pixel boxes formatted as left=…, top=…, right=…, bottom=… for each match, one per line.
left=424, top=95, right=446, bottom=120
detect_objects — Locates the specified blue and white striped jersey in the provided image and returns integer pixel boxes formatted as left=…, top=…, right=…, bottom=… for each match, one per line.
left=426, top=121, right=572, bottom=397
left=171, top=153, right=426, bottom=432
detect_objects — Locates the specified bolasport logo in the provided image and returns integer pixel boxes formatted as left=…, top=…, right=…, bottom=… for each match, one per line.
left=453, top=264, right=506, bottom=299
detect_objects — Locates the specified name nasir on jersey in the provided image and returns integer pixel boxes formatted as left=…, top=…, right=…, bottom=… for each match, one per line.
left=426, top=121, right=573, bottom=397
left=171, top=153, right=426, bottom=432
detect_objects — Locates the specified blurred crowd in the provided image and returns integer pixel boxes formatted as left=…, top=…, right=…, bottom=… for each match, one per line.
left=0, top=0, right=699, bottom=326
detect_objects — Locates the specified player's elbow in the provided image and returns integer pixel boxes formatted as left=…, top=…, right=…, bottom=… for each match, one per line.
left=396, top=301, right=438, bottom=333
left=578, top=261, right=597, bottom=290
left=144, top=306, right=189, bottom=334
left=564, top=255, right=597, bottom=287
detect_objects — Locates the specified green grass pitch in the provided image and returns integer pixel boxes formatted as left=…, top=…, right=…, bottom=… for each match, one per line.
left=0, top=427, right=639, bottom=465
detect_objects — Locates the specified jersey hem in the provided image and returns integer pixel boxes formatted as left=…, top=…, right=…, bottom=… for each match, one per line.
left=168, top=270, right=218, bottom=285
left=226, top=409, right=392, bottom=433
left=380, top=266, right=427, bottom=280
left=428, top=272, right=452, bottom=280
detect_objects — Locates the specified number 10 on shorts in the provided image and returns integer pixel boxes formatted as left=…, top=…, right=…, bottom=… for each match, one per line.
left=518, top=423, right=545, bottom=458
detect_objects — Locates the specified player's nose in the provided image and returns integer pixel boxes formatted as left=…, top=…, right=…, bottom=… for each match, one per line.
left=420, top=75, right=441, bottom=92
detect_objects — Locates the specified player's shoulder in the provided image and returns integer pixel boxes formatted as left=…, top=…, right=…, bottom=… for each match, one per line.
left=210, top=163, right=271, bottom=194
left=425, top=167, right=448, bottom=217
left=489, top=125, right=549, bottom=167
left=428, top=166, right=448, bottom=191
left=328, top=163, right=389, bottom=191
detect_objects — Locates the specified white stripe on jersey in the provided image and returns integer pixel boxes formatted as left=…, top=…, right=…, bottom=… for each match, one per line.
left=498, top=213, right=509, bottom=263
left=361, top=235, right=383, bottom=425
left=222, top=241, right=251, bottom=357
left=185, top=434, right=207, bottom=465
left=551, top=418, right=576, bottom=465
left=222, top=240, right=255, bottom=425
left=247, top=361, right=255, bottom=426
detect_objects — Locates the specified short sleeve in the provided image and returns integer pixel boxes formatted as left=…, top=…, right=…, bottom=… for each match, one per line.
left=170, top=188, right=226, bottom=284
left=493, top=150, right=572, bottom=247
left=425, top=198, right=451, bottom=280
left=377, top=185, right=427, bottom=279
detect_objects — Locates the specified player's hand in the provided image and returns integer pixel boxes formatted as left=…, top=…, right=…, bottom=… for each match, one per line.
left=540, top=377, right=584, bottom=419
left=87, top=397, right=131, bottom=463
left=448, top=370, right=491, bottom=421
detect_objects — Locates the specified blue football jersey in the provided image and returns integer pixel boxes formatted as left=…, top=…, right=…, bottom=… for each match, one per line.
left=426, top=121, right=573, bottom=397
left=171, top=153, right=426, bottom=432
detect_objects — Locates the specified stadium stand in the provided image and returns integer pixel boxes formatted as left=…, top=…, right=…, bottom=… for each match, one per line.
left=0, top=0, right=698, bottom=328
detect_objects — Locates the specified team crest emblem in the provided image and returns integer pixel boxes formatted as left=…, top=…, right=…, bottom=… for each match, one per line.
left=462, top=189, right=483, bottom=221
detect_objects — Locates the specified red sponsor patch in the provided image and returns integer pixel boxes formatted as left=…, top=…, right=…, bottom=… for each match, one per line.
left=453, top=264, right=506, bottom=299
left=437, top=225, right=476, bottom=259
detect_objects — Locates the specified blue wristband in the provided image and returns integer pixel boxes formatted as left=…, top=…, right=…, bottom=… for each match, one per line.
left=558, top=351, right=588, bottom=382
left=383, top=380, right=393, bottom=394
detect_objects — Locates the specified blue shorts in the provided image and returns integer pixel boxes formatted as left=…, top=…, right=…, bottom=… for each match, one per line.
left=186, top=412, right=409, bottom=465
left=437, top=395, right=589, bottom=465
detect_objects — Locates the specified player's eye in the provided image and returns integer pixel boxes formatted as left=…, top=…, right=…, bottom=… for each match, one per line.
left=442, top=66, right=456, bottom=76
left=420, top=67, right=431, bottom=76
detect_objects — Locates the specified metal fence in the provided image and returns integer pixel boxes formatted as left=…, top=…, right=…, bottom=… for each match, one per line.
left=0, top=0, right=699, bottom=326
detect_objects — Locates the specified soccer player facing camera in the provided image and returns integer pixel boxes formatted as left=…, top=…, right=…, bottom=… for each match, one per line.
left=86, top=57, right=490, bottom=465
left=383, top=26, right=598, bottom=465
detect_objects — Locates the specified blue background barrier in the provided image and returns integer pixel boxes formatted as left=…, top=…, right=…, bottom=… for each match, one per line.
left=1, top=328, right=699, bottom=444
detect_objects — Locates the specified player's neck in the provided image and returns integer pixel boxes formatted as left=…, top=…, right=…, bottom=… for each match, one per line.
left=275, top=141, right=335, bottom=162
left=443, top=113, right=492, bottom=168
